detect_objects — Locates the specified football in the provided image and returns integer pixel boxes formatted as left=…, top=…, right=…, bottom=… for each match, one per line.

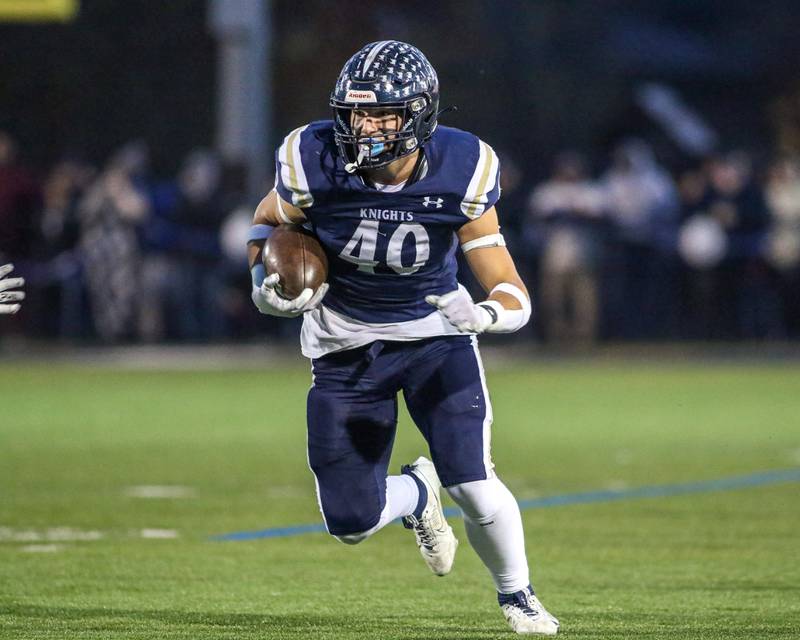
left=263, top=224, right=328, bottom=300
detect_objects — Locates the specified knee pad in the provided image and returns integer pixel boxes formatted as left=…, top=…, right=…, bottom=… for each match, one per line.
left=332, top=530, right=371, bottom=545
left=312, top=482, right=384, bottom=541
left=446, top=477, right=515, bottom=521
left=326, top=500, right=390, bottom=545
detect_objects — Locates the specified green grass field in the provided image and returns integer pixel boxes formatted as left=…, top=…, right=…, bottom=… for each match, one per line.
left=1, top=357, right=799, bottom=639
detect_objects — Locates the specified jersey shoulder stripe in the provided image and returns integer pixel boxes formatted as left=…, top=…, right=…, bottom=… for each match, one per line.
left=277, top=124, right=314, bottom=208
left=460, top=138, right=500, bottom=220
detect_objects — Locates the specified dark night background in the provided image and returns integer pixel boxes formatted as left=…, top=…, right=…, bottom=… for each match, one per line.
left=2, top=0, right=800, bottom=177
left=3, top=0, right=800, bottom=344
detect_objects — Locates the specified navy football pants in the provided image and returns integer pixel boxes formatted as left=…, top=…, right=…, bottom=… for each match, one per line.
left=307, top=335, right=493, bottom=536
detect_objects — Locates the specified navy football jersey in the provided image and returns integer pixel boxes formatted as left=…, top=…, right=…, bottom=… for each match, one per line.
left=275, top=120, right=500, bottom=323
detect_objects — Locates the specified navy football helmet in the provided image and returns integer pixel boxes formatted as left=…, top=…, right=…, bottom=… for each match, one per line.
left=330, top=41, right=440, bottom=173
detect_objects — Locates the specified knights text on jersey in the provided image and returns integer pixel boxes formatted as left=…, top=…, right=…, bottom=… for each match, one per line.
left=275, top=120, right=500, bottom=325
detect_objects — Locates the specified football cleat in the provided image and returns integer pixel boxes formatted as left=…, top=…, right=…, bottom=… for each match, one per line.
left=401, top=456, right=458, bottom=576
left=498, top=586, right=560, bottom=635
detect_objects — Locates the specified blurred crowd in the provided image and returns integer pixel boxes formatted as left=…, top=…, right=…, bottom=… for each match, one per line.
left=2, top=127, right=799, bottom=344
left=499, top=141, right=800, bottom=343
left=0, top=130, right=267, bottom=343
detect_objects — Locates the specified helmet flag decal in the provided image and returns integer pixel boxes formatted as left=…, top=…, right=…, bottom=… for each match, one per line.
left=361, top=40, right=392, bottom=75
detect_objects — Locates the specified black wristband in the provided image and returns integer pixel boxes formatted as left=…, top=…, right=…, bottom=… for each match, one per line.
left=478, top=303, right=498, bottom=325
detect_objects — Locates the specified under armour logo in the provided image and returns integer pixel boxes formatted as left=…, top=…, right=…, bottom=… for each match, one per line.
left=422, top=197, right=443, bottom=209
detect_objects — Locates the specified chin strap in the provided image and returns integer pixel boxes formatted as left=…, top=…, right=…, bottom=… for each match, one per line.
left=345, top=145, right=369, bottom=174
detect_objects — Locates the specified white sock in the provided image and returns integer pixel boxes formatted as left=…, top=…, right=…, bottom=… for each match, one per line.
left=382, top=474, right=420, bottom=524
left=447, top=477, right=530, bottom=593
left=334, top=474, right=419, bottom=544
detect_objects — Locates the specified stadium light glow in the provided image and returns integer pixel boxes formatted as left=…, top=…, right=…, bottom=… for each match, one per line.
left=0, top=0, right=78, bottom=22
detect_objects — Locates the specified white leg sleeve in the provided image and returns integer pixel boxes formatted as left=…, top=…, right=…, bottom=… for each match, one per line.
left=446, top=477, right=530, bottom=593
left=335, top=474, right=419, bottom=545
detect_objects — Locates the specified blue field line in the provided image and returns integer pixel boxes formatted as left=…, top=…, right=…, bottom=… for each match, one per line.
left=210, top=467, right=800, bottom=542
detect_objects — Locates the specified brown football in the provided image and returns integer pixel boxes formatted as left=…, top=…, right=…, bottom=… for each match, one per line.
left=263, top=224, right=328, bottom=300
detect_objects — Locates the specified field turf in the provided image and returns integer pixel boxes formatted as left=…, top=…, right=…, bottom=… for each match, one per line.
left=1, top=357, right=799, bottom=639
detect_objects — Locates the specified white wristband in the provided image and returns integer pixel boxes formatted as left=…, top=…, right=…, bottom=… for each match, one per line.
left=481, top=283, right=532, bottom=333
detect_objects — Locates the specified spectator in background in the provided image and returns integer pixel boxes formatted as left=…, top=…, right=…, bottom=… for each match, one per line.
left=79, top=141, right=151, bottom=342
left=527, top=151, right=606, bottom=344
left=764, top=155, right=800, bottom=336
left=139, top=149, right=226, bottom=341
left=495, top=150, right=526, bottom=238
left=40, top=158, right=95, bottom=254
left=703, top=152, right=779, bottom=337
left=602, top=139, right=679, bottom=338
left=0, top=130, right=40, bottom=263
left=676, top=164, right=721, bottom=338
left=219, top=201, right=260, bottom=338
left=32, top=157, right=96, bottom=338
left=216, top=161, right=264, bottom=339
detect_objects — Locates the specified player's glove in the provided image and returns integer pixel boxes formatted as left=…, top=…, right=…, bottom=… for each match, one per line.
left=426, top=288, right=493, bottom=334
left=0, top=263, right=25, bottom=315
left=251, top=272, right=328, bottom=318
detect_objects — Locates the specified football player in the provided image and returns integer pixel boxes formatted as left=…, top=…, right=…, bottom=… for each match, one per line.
left=247, top=41, right=559, bottom=635
left=0, top=263, right=25, bottom=314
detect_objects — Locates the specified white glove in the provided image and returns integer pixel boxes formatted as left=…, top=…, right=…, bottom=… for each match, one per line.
left=0, top=263, right=25, bottom=315
left=426, top=288, right=493, bottom=334
left=251, top=272, right=328, bottom=318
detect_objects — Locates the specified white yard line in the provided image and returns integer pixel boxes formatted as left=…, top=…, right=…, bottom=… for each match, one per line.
left=125, top=485, right=196, bottom=499
left=2, top=526, right=181, bottom=543
left=0, top=527, right=103, bottom=542
left=21, top=544, right=65, bottom=553
left=140, top=528, right=180, bottom=539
